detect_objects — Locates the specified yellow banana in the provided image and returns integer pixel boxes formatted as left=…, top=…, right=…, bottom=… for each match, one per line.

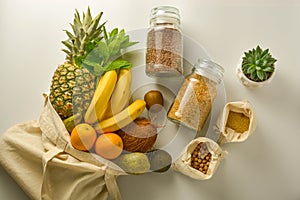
left=94, top=99, right=146, bottom=133
left=84, top=70, right=118, bottom=124
left=101, top=68, right=132, bottom=120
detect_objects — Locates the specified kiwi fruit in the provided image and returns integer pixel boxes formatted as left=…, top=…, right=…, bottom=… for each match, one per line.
left=144, top=90, right=164, bottom=111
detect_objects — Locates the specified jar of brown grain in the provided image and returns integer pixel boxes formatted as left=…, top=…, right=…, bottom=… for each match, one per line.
left=146, top=6, right=183, bottom=77
left=167, top=59, right=224, bottom=132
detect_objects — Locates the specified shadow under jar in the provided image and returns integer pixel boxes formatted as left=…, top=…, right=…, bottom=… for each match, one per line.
left=167, top=59, right=224, bottom=132
left=146, top=6, right=183, bottom=77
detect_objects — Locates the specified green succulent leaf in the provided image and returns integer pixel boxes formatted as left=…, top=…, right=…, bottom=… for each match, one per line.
left=263, top=66, right=274, bottom=72
left=256, top=70, right=265, bottom=81
left=241, top=45, right=277, bottom=82
left=246, top=65, right=256, bottom=74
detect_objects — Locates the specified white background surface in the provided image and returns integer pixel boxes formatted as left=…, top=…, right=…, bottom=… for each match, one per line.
left=1, top=0, right=300, bottom=200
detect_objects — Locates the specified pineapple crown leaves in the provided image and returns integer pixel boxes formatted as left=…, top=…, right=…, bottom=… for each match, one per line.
left=61, top=7, right=105, bottom=64
left=242, top=45, right=277, bottom=82
left=75, top=26, right=138, bottom=76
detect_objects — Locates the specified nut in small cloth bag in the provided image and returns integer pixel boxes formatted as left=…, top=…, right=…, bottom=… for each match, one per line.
left=215, top=100, right=257, bottom=144
left=172, top=137, right=226, bottom=180
left=0, top=95, right=127, bottom=200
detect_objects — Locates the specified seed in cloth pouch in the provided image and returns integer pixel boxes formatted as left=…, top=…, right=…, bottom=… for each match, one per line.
left=191, top=142, right=212, bottom=174
left=226, top=111, right=250, bottom=133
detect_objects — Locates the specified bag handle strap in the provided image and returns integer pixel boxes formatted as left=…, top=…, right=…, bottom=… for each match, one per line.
left=42, top=136, right=67, bottom=171
left=41, top=139, right=66, bottom=199
left=105, top=171, right=122, bottom=200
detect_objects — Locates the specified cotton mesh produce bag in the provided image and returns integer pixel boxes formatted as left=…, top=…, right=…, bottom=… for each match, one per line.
left=172, top=137, right=226, bottom=180
left=0, top=95, right=126, bottom=200
left=215, top=100, right=257, bottom=144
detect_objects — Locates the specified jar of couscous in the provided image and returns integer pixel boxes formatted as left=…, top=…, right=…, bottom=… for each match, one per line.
left=167, top=59, right=224, bottom=132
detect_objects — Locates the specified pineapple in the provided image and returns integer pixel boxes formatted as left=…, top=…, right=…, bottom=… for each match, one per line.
left=242, top=45, right=277, bottom=82
left=49, top=7, right=104, bottom=119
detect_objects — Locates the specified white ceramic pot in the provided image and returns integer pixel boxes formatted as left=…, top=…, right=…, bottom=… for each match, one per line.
left=236, top=59, right=276, bottom=88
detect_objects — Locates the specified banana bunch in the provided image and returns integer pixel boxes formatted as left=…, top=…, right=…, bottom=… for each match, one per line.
left=84, top=68, right=146, bottom=133
left=101, top=68, right=132, bottom=120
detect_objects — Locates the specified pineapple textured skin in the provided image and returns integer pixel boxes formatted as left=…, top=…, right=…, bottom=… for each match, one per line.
left=50, top=62, right=96, bottom=119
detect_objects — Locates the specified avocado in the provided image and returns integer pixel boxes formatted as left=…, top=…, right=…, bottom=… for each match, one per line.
left=115, top=152, right=150, bottom=175
left=147, top=149, right=172, bottom=173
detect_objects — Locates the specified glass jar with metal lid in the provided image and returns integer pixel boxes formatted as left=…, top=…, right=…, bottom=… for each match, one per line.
left=146, top=6, right=183, bottom=77
left=167, top=59, right=224, bottom=132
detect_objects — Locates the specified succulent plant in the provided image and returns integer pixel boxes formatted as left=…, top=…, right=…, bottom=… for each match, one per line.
left=242, top=45, right=277, bottom=82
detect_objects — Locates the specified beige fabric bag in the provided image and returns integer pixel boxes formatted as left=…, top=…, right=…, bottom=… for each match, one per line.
left=0, top=95, right=126, bottom=200
left=172, top=137, right=226, bottom=180
left=215, top=100, right=257, bottom=144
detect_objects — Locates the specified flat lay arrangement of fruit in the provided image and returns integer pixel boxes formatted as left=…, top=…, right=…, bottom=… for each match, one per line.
left=0, top=7, right=279, bottom=200
left=48, top=7, right=173, bottom=174
left=47, top=5, right=277, bottom=177
left=0, top=4, right=282, bottom=200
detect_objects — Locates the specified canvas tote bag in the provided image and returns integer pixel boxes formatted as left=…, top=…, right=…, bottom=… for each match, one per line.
left=0, top=95, right=126, bottom=200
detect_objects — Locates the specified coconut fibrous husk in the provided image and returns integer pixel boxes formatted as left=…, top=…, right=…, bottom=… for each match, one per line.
left=117, top=118, right=158, bottom=153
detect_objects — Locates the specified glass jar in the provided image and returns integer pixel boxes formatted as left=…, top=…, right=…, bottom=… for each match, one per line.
left=146, top=6, right=183, bottom=77
left=167, top=59, right=224, bottom=132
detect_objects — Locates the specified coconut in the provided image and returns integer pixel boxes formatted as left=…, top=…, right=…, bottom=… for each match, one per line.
left=117, top=118, right=157, bottom=153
